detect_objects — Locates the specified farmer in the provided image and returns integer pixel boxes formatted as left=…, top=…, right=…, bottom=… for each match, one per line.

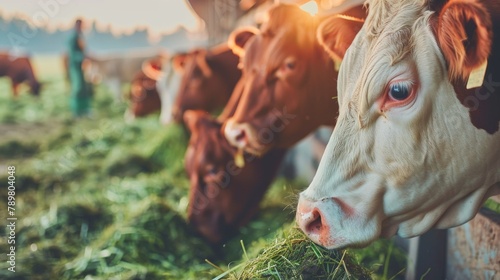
left=67, top=18, right=92, bottom=117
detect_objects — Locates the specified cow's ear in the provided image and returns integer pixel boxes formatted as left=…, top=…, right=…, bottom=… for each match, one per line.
left=437, top=1, right=492, bottom=81
left=228, top=27, right=259, bottom=56
left=317, top=15, right=364, bottom=62
left=142, top=59, right=161, bottom=80
left=172, top=53, right=189, bottom=72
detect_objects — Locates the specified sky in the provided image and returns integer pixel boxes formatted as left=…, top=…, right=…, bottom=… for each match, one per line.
left=0, top=0, right=201, bottom=36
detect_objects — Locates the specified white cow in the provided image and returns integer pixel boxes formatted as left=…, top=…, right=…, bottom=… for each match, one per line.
left=86, top=49, right=160, bottom=101
left=296, top=0, right=500, bottom=249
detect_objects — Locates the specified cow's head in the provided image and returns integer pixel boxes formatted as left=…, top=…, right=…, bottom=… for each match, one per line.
left=224, top=4, right=366, bottom=156
left=172, top=46, right=241, bottom=123
left=297, top=0, right=500, bottom=249
left=184, top=110, right=285, bottom=244
left=124, top=68, right=161, bottom=121
left=30, top=80, right=41, bottom=96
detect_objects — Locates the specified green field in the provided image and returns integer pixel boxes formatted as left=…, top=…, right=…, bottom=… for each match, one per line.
left=0, top=55, right=408, bottom=279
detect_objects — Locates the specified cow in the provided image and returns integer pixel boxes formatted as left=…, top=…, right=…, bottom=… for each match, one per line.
left=123, top=53, right=182, bottom=124
left=171, top=43, right=242, bottom=123
left=180, top=10, right=358, bottom=243
left=222, top=3, right=366, bottom=156
left=183, top=110, right=286, bottom=244
left=86, top=49, right=159, bottom=100
left=128, top=44, right=242, bottom=124
left=296, top=0, right=500, bottom=249
left=124, top=62, right=161, bottom=120
left=0, top=52, right=41, bottom=96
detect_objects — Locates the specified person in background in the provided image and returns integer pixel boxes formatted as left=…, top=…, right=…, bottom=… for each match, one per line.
left=67, top=18, right=92, bottom=118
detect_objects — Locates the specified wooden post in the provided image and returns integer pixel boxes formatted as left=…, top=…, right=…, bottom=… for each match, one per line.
left=405, top=229, right=447, bottom=280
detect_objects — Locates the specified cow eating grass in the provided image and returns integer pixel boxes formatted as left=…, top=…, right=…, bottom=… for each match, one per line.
left=172, top=44, right=241, bottom=123
left=297, top=0, right=500, bottom=249
left=183, top=110, right=286, bottom=244
left=124, top=61, right=161, bottom=120
left=0, top=52, right=41, bottom=97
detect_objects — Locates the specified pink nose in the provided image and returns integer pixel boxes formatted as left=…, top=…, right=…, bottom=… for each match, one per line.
left=297, top=197, right=327, bottom=239
left=296, top=195, right=345, bottom=248
left=224, top=120, right=249, bottom=149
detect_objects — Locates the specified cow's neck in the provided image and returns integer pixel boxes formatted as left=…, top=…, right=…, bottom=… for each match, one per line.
left=311, top=55, right=339, bottom=128
left=217, top=77, right=245, bottom=122
left=210, top=47, right=242, bottom=99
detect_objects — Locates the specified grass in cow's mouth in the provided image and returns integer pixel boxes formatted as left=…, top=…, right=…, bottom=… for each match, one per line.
left=219, top=223, right=371, bottom=280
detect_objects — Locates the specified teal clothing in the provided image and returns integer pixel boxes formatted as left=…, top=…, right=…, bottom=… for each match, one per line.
left=68, top=31, right=91, bottom=117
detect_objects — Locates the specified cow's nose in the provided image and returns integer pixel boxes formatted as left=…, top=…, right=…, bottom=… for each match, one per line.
left=297, top=197, right=325, bottom=235
left=224, top=119, right=249, bottom=149
left=296, top=195, right=338, bottom=248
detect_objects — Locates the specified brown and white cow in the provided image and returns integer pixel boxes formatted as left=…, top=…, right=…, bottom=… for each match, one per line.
left=172, top=44, right=241, bottom=123
left=0, top=52, right=41, bottom=96
left=125, top=44, right=242, bottom=125
left=123, top=54, right=184, bottom=124
left=223, top=3, right=366, bottom=156
left=297, top=0, right=500, bottom=249
left=184, top=110, right=286, bottom=244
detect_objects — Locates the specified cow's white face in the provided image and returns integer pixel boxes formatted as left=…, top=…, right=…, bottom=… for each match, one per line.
left=297, top=0, right=500, bottom=249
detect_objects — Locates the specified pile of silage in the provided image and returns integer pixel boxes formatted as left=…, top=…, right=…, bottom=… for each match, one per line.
left=220, top=224, right=372, bottom=280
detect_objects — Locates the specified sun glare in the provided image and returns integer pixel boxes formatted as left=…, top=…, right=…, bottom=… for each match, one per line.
left=300, top=1, right=319, bottom=16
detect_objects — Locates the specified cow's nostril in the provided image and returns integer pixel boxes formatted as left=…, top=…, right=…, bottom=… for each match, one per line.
left=305, top=210, right=323, bottom=235
left=235, top=129, right=246, bottom=142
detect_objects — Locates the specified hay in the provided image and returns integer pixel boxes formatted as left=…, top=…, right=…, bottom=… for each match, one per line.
left=221, top=224, right=372, bottom=280
left=103, top=150, right=158, bottom=177
left=62, top=198, right=217, bottom=280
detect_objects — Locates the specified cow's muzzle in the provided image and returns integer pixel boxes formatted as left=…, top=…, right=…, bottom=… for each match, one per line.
left=296, top=194, right=351, bottom=249
left=223, top=118, right=268, bottom=156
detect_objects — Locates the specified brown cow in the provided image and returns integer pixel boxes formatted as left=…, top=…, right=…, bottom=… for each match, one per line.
left=182, top=5, right=365, bottom=244
left=182, top=32, right=287, bottom=244
left=125, top=66, right=161, bottom=119
left=184, top=110, right=286, bottom=244
left=0, top=52, right=41, bottom=96
left=223, top=4, right=366, bottom=156
left=172, top=44, right=241, bottom=123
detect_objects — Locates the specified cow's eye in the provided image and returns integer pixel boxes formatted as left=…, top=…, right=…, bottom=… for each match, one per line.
left=389, top=83, right=411, bottom=101
left=285, top=61, right=295, bottom=70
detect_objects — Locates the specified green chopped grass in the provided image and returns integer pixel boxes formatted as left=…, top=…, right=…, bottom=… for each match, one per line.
left=483, top=198, right=500, bottom=214
left=223, top=224, right=372, bottom=280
